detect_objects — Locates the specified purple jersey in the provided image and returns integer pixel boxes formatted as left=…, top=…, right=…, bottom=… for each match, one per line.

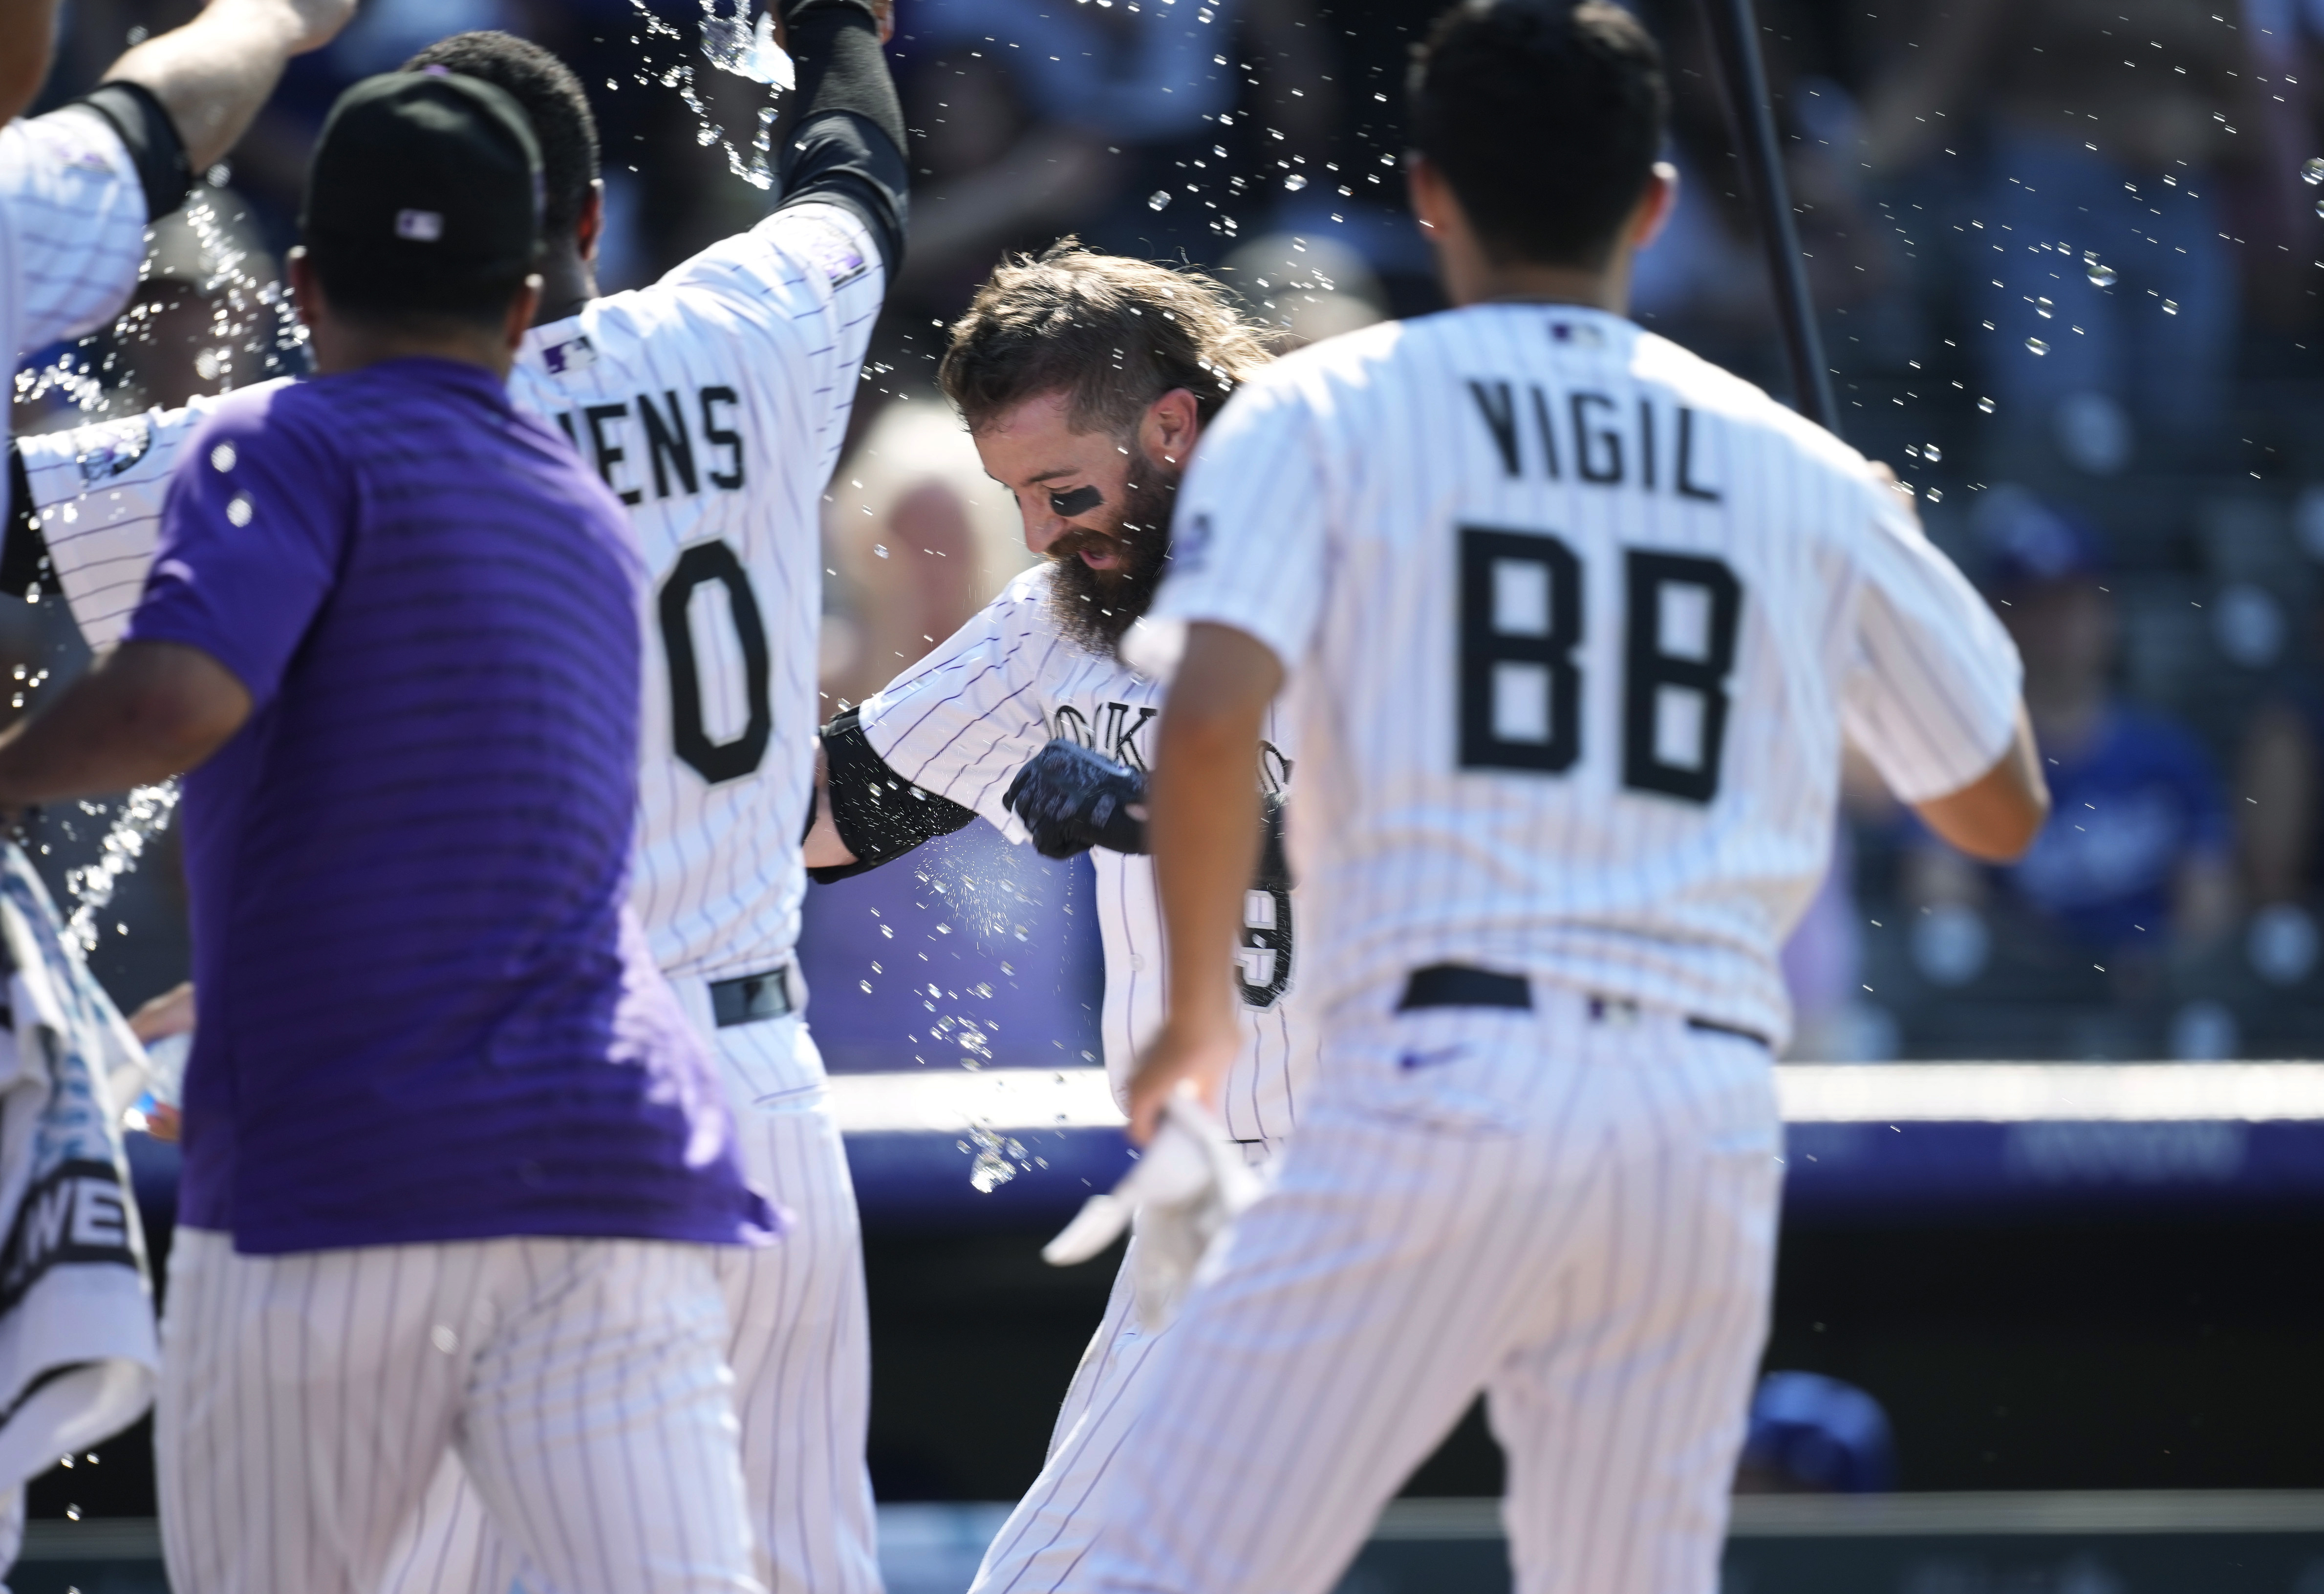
left=126, top=358, right=776, bottom=1255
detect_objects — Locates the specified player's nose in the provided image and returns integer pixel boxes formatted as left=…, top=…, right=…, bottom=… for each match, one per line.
left=1022, top=503, right=1067, bottom=557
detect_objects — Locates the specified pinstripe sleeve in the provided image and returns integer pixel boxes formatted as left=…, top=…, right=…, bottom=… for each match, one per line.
left=17, top=391, right=253, bottom=650
left=657, top=201, right=884, bottom=410
left=1839, top=478, right=2023, bottom=804
left=856, top=576, right=1060, bottom=834
left=1143, top=376, right=1332, bottom=674
left=0, top=108, right=148, bottom=352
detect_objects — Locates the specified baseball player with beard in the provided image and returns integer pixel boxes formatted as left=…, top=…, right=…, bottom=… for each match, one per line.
left=1076, top=4, right=2052, bottom=1592
left=5, top=18, right=905, bottom=1594
left=800, top=244, right=1316, bottom=1594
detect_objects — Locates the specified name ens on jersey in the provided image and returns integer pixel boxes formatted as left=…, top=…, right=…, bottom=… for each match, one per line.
left=549, top=386, right=749, bottom=505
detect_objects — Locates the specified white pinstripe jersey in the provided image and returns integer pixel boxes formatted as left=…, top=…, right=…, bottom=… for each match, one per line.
left=22, top=201, right=884, bottom=986
left=1140, top=303, right=2023, bottom=1047
left=858, top=564, right=1313, bottom=1143
left=1, top=108, right=148, bottom=469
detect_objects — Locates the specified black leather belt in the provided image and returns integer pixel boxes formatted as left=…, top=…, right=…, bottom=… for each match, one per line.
left=710, top=966, right=794, bottom=1028
left=1395, top=964, right=1770, bottom=1051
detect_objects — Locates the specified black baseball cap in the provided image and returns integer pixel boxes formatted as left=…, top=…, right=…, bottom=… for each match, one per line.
left=300, top=69, right=544, bottom=314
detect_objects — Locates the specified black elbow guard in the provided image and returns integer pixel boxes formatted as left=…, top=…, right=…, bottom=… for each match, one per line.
left=809, top=707, right=978, bottom=883
left=72, top=82, right=194, bottom=222
left=2, top=449, right=49, bottom=603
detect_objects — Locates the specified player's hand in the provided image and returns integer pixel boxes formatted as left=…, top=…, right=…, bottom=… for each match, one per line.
left=1003, top=738, right=1150, bottom=860
left=1125, top=1012, right=1236, bottom=1144
left=128, top=979, right=196, bottom=1043
left=869, top=0, right=894, bottom=44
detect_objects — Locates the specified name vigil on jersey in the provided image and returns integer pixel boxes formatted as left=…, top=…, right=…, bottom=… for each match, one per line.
left=1465, top=379, right=1723, bottom=501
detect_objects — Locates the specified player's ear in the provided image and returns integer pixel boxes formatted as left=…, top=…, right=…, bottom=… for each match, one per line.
left=1404, top=151, right=1452, bottom=235
left=1143, top=387, right=1201, bottom=467
left=505, top=275, right=544, bottom=351
left=1631, top=161, right=1679, bottom=254
left=285, top=246, right=324, bottom=331
left=576, top=180, right=606, bottom=266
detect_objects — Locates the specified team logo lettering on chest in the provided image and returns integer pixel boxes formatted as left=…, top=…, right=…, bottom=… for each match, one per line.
left=1050, top=700, right=1161, bottom=770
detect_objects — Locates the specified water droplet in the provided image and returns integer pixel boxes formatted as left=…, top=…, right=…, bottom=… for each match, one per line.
left=2085, top=258, right=2116, bottom=288
left=2025, top=337, right=2049, bottom=356
left=1927, top=489, right=1943, bottom=503
left=1148, top=190, right=1172, bottom=211
left=209, top=442, right=236, bottom=473
left=226, top=493, right=253, bottom=526
left=2305, top=156, right=2324, bottom=186
left=2162, top=300, right=2179, bottom=315
left=2035, top=297, right=2053, bottom=320
left=872, top=543, right=889, bottom=559
left=1978, top=396, right=1997, bottom=414
left=64, top=1506, right=80, bottom=1522
left=1283, top=172, right=1307, bottom=192
left=1924, top=443, right=1943, bottom=464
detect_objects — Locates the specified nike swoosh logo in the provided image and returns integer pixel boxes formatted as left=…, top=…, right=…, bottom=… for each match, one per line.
left=1397, top=1045, right=1470, bottom=1071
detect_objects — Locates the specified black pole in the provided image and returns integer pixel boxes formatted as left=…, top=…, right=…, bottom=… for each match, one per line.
left=1696, top=0, right=1839, bottom=436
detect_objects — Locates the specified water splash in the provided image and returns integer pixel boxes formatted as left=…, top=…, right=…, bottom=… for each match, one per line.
left=64, top=782, right=179, bottom=952
left=962, top=1126, right=1028, bottom=1192
left=627, top=0, right=785, bottom=191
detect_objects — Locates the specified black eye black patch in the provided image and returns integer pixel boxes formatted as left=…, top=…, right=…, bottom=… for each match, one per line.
left=1049, top=484, right=1104, bottom=517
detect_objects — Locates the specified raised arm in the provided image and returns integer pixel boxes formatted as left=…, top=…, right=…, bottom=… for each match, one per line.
left=775, top=0, right=908, bottom=276
left=100, top=0, right=357, bottom=173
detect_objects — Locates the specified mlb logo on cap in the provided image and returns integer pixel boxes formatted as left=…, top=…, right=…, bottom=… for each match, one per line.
left=396, top=209, right=445, bottom=242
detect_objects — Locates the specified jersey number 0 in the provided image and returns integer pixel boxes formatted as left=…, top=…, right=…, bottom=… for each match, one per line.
left=1457, top=526, right=1743, bottom=802
left=659, top=539, right=773, bottom=783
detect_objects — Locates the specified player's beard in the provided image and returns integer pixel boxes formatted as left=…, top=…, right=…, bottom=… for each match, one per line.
left=1045, top=459, right=1177, bottom=656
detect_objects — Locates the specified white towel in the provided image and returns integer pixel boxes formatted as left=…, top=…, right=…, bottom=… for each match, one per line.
left=0, top=842, right=159, bottom=1570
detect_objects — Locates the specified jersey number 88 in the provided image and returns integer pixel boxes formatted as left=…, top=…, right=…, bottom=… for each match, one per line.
left=1458, top=526, right=1743, bottom=803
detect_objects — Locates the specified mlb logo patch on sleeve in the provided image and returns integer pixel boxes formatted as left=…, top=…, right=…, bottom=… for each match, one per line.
left=796, top=219, right=869, bottom=289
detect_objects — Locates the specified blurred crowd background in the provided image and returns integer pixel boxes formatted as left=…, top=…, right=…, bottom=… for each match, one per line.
left=19, top=0, right=2324, bottom=1065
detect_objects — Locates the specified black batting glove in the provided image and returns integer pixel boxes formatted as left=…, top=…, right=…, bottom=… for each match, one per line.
left=1003, top=738, right=1150, bottom=859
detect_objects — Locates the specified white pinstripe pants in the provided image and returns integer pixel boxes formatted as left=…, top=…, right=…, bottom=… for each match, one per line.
left=970, top=1144, right=1278, bottom=1594
left=156, top=1228, right=760, bottom=1594
left=382, top=1013, right=882, bottom=1594
left=1065, top=992, right=1783, bottom=1594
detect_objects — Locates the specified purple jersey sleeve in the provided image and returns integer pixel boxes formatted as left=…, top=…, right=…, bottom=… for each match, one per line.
left=123, top=389, right=349, bottom=707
